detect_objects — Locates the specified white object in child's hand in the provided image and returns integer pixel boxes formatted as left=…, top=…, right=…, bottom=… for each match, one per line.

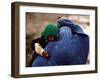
left=34, top=43, right=44, bottom=56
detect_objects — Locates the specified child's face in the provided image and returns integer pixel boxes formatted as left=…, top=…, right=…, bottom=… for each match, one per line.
left=48, top=35, right=55, bottom=41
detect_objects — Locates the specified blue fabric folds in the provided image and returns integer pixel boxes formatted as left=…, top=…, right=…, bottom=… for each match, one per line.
left=32, top=19, right=89, bottom=67
left=57, top=18, right=85, bottom=34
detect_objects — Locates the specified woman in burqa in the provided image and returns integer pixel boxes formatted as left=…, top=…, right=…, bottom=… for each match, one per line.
left=32, top=17, right=89, bottom=66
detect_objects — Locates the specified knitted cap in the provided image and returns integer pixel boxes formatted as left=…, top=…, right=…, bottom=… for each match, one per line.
left=41, top=24, right=58, bottom=40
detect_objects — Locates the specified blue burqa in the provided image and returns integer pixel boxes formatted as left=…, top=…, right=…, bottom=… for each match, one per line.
left=32, top=19, right=89, bottom=67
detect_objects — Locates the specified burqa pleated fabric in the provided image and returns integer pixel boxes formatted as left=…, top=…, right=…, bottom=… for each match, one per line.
left=32, top=19, right=89, bottom=67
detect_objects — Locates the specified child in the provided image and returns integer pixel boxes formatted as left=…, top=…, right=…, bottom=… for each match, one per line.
left=30, top=24, right=58, bottom=66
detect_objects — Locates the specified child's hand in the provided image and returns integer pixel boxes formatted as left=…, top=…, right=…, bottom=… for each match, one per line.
left=35, top=43, right=50, bottom=58
left=42, top=51, right=50, bottom=58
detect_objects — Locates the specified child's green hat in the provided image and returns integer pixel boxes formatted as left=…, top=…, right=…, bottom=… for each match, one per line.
left=41, top=24, right=58, bottom=40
